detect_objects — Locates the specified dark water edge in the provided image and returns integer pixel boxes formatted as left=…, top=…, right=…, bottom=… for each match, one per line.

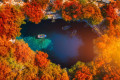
left=20, top=19, right=98, bottom=68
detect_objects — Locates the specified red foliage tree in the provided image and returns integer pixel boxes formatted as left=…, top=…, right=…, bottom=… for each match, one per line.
left=106, top=4, right=118, bottom=20
left=73, top=66, right=93, bottom=80
left=62, top=0, right=82, bottom=21
left=35, top=51, right=50, bottom=68
left=0, top=4, right=25, bottom=39
left=23, top=1, right=45, bottom=24
left=102, top=3, right=120, bottom=37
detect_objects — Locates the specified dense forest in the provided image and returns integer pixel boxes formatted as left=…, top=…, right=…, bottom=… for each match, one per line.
left=0, top=0, right=120, bottom=80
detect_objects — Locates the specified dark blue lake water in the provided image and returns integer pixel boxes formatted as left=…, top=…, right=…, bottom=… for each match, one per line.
left=19, top=19, right=97, bottom=68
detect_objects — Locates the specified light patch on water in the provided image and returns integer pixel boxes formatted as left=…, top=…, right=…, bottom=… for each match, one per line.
left=50, top=33, right=83, bottom=62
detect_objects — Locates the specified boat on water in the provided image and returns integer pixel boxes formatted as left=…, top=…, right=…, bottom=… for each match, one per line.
left=38, top=34, right=47, bottom=38
left=62, top=25, right=72, bottom=30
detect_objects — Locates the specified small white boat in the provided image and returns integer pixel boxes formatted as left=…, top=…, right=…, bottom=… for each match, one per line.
left=38, top=34, right=47, bottom=38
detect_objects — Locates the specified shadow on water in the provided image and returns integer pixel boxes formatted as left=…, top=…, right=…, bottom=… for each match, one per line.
left=20, top=19, right=98, bottom=68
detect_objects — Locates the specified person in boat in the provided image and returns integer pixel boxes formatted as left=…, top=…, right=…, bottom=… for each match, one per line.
left=37, top=34, right=47, bottom=38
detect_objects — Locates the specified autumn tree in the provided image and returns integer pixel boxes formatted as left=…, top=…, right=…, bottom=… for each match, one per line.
left=82, top=3, right=95, bottom=19
left=23, top=1, right=45, bottom=24
left=0, top=57, right=18, bottom=80
left=35, top=51, right=50, bottom=68
left=69, top=61, right=93, bottom=80
left=0, top=35, right=12, bottom=57
left=39, top=62, right=69, bottom=80
left=62, top=0, right=82, bottom=21
left=84, top=3, right=103, bottom=25
left=92, top=2, right=120, bottom=77
left=73, top=66, right=93, bottom=80
left=13, top=40, right=35, bottom=63
left=62, top=1, right=103, bottom=24
left=93, top=31, right=120, bottom=79
left=105, top=4, right=118, bottom=20
left=0, top=4, right=25, bottom=39
left=101, top=3, right=120, bottom=37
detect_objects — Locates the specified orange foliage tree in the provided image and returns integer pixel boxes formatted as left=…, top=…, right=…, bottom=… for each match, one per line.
left=73, top=66, right=93, bottom=80
left=62, top=0, right=82, bottom=21
left=23, top=1, right=45, bottom=24
left=0, top=35, right=12, bottom=57
left=85, top=3, right=103, bottom=25
left=13, top=40, right=35, bottom=63
left=0, top=4, right=25, bottom=39
left=35, top=51, right=50, bottom=68
left=106, top=4, right=118, bottom=20
left=82, top=3, right=95, bottom=19
left=69, top=61, right=93, bottom=80
left=62, top=1, right=103, bottom=24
